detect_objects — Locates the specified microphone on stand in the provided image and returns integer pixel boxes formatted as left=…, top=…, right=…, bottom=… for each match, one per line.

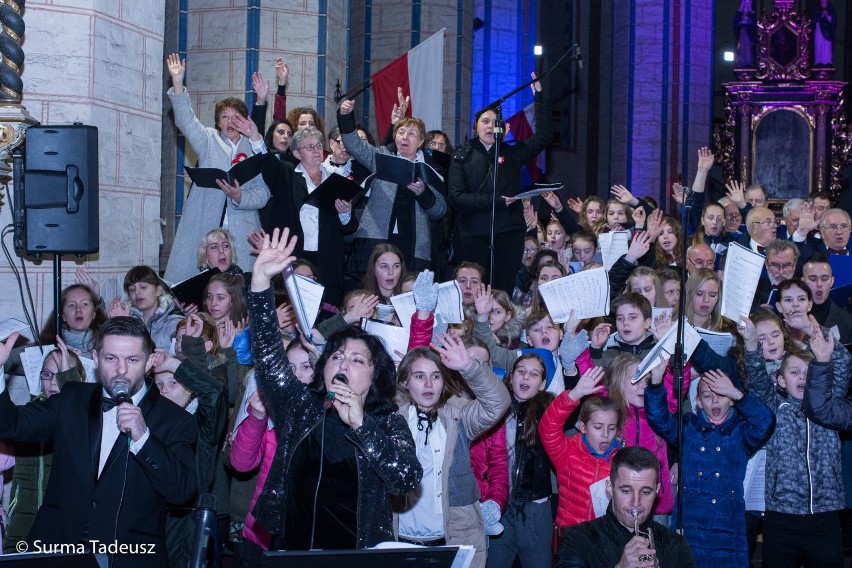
left=190, top=494, right=217, bottom=568
left=575, top=45, right=583, bottom=70
left=323, top=373, right=348, bottom=409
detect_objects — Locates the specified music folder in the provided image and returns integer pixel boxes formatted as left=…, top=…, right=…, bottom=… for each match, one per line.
left=305, top=173, right=366, bottom=212
left=184, top=153, right=264, bottom=188
left=374, top=153, right=444, bottom=189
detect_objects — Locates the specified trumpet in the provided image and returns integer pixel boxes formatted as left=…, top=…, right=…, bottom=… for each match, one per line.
left=632, top=508, right=656, bottom=564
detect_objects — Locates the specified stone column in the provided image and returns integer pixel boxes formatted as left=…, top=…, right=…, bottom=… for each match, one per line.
left=0, top=0, right=166, bottom=335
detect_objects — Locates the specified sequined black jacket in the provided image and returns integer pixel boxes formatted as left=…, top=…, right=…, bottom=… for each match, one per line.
left=247, top=287, right=423, bottom=548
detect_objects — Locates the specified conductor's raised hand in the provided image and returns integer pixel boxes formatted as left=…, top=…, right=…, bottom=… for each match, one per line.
left=250, top=227, right=299, bottom=291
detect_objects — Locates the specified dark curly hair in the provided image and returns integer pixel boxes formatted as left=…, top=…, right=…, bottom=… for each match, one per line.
left=309, top=326, right=398, bottom=415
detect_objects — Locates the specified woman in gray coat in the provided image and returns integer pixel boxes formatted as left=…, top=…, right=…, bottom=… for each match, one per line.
left=164, top=53, right=270, bottom=283
left=337, top=98, right=447, bottom=278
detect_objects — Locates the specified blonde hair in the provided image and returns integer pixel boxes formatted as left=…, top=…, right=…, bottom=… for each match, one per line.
left=684, top=268, right=723, bottom=330
left=197, top=228, right=238, bottom=271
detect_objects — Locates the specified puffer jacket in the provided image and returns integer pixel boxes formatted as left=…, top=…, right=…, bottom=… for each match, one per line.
left=247, top=286, right=423, bottom=548
left=395, top=357, right=510, bottom=568
left=746, top=348, right=845, bottom=514
left=540, top=392, right=621, bottom=526
left=645, top=381, right=774, bottom=568
left=129, top=296, right=184, bottom=353
left=230, top=407, right=277, bottom=550
left=469, top=423, right=509, bottom=512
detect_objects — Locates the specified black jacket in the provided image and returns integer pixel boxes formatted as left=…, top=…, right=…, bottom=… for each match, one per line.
left=0, top=382, right=197, bottom=567
left=246, top=286, right=422, bottom=548
left=555, top=503, right=697, bottom=567
left=448, top=92, right=552, bottom=236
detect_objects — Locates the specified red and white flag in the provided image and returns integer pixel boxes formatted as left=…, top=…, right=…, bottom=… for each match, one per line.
left=372, top=29, right=444, bottom=138
left=506, top=102, right=545, bottom=182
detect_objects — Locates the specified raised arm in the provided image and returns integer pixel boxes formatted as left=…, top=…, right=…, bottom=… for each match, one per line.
left=338, top=99, right=380, bottom=172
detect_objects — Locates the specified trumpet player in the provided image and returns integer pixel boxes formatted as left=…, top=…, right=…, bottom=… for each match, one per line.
left=555, top=447, right=696, bottom=567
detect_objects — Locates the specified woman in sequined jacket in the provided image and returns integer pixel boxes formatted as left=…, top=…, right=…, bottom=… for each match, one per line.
left=246, top=228, right=423, bottom=550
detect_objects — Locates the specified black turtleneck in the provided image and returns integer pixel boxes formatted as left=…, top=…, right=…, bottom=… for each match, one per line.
left=811, top=299, right=832, bottom=326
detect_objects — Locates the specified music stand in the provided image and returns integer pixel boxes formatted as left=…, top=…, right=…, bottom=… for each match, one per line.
left=262, top=546, right=463, bottom=568
left=0, top=553, right=100, bottom=568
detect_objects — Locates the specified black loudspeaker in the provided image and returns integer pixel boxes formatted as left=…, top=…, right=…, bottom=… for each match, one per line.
left=13, top=124, right=99, bottom=256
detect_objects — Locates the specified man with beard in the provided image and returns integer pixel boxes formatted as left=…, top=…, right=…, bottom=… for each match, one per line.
left=0, top=317, right=197, bottom=567
left=555, top=446, right=696, bottom=567
left=753, top=240, right=799, bottom=311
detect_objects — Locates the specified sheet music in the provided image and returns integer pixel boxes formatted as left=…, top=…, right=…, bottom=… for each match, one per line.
left=720, top=242, right=765, bottom=323
left=508, top=183, right=563, bottom=200
left=590, top=477, right=610, bottom=518
left=21, top=344, right=97, bottom=397
left=743, top=449, right=766, bottom=511
left=374, top=304, right=396, bottom=323
left=632, top=322, right=701, bottom=383
left=695, top=327, right=735, bottom=356
left=282, top=265, right=321, bottom=340
left=361, top=318, right=410, bottom=362
left=0, top=318, right=28, bottom=341
left=598, top=230, right=630, bottom=270
left=390, top=281, right=464, bottom=327
left=538, top=267, right=611, bottom=322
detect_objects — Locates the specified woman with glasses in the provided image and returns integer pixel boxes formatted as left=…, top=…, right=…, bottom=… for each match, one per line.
left=337, top=98, right=447, bottom=278
left=164, top=53, right=271, bottom=283
left=244, top=229, right=422, bottom=551
left=258, top=127, right=358, bottom=307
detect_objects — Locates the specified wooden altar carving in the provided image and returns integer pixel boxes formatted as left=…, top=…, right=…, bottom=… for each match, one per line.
left=713, top=0, right=851, bottom=204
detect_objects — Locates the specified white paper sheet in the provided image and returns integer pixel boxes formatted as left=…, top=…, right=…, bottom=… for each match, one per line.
left=282, top=266, right=324, bottom=338
left=598, top=230, right=630, bottom=270
left=361, top=318, right=411, bottom=361
left=590, top=477, right=610, bottom=518
left=743, top=449, right=766, bottom=512
left=695, top=327, right=735, bottom=356
left=390, top=281, right=464, bottom=327
left=632, top=322, right=701, bottom=383
left=0, top=318, right=28, bottom=341
left=231, top=370, right=274, bottom=436
left=538, top=267, right=611, bottom=322
left=720, top=242, right=765, bottom=323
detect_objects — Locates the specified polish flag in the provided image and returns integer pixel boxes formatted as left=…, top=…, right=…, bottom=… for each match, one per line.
left=506, top=102, right=545, bottom=182
left=372, top=29, right=445, bottom=138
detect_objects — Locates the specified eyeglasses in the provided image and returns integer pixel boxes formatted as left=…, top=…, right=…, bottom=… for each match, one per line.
left=331, top=138, right=343, bottom=145
left=750, top=218, right=777, bottom=227
left=40, top=370, right=57, bottom=382
left=825, top=224, right=851, bottom=232
left=296, top=143, right=323, bottom=152
left=687, top=257, right=711, bottom=268
left=768, top=262, right=795, bottom=271
left=725, top=214, right=741, bottom=221
left=523, top=247, right=538, bottom=254
left=428, top=140, right=447, bottom=149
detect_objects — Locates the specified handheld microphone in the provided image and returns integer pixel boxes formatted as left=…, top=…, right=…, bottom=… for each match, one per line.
left=190, top=493, right=217, bottom=568
left=323, top=373, right=348, bottom=409
left=112, top=383, right=131, bottom=406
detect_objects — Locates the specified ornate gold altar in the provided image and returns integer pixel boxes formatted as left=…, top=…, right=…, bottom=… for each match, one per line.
left=714, top=0, right=850, bottom=204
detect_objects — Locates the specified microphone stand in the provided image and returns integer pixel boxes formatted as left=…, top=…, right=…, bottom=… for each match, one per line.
left=674, top=186, right=693, bottom=535
left=473, top=44, right=582, bottom=286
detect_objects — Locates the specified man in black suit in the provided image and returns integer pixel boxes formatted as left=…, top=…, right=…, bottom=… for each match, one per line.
left=803, top=253, right=852, bottom=344
left=0, top=317, right=197, bottom=567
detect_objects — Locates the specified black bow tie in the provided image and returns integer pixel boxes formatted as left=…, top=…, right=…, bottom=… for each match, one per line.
left=757, top=245, right=766, bottom=254
left=829, top=248, right=848, bottom=256
left=102, top=396, right=127, bottom=412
